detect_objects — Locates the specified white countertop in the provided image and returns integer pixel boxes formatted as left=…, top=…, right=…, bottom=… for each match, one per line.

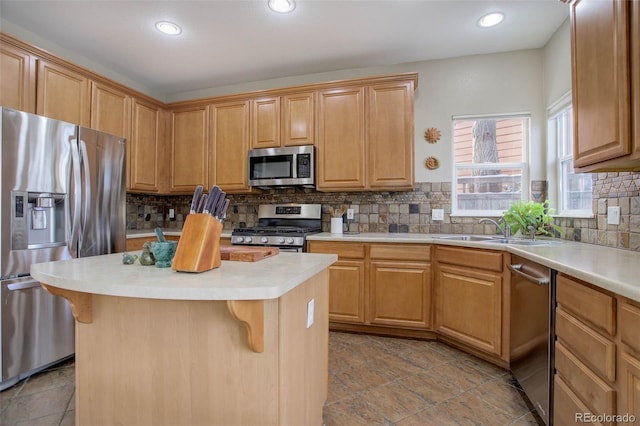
left=308, top=232, right=640, bottom=302
left=31, top=252, right=337, bottom=301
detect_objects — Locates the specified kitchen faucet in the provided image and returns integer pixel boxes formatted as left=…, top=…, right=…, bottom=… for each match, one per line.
left=479, top=217, right=511, bottom=240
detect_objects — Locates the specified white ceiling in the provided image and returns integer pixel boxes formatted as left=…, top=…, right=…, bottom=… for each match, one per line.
left=0, top=0, right=569, bottom=101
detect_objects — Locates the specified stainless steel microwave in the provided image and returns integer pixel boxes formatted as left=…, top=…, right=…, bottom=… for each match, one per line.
left=248, top=145, right=315, bottom=187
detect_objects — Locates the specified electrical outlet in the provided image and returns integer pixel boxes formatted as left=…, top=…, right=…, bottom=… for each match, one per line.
left=346, top=208, right=355, bottom=220
left=169, top=208, right=175, bottom=219
left=432, top=209, right=444, bottom=221
left=306, top=299, right=315, bottom=328
left=607, top=206, right=620, bottom=225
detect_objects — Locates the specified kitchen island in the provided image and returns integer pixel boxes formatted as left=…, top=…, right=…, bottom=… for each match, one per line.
left=31, top=252, right=337, bottom=426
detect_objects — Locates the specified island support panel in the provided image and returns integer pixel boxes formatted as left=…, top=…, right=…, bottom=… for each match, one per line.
left=73, top=270, right=328, bottom=426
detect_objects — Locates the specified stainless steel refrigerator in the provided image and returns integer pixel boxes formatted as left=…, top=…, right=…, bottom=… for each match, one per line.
left=0, top=107, right=126, bottom=391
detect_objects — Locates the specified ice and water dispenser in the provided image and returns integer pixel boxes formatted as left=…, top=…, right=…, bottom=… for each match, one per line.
left=11, top=191, right=66, bottom=250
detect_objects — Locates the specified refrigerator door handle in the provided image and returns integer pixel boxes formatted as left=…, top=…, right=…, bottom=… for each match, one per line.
left=79, top=140, right=91, bottom=234
left=68, top=136, right=82, bottom=258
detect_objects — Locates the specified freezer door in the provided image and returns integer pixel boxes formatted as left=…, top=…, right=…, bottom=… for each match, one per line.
left=0, top=277, right=74, bottom=388
left=73, top=127, right=126, bottom=257
left=0, top=107, right=75, bottom=278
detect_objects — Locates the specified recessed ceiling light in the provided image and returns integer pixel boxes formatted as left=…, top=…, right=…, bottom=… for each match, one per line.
left=155, top=21, right=182, bottom=36
left=268, top=0, right=296, bottom=14
left=477, top=12, right=505, bottom=28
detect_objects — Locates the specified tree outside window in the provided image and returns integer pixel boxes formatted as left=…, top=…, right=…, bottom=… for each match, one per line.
left=452, top=114, right=529, bottom=216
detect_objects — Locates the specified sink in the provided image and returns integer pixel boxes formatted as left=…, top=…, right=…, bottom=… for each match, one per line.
left=484, top=239, right=560, bottom=246
left=435, top=235, right=499, bottom=242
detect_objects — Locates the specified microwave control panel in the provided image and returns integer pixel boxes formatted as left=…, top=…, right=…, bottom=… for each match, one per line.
left=297, top=154, right=311, bottom=178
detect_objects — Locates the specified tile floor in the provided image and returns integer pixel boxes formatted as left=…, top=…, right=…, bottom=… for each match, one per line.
left=1, top=332, right=542, bottom=426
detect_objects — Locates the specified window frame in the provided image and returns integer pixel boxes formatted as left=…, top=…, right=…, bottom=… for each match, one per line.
left=546, top=92, right=593, bottom=218
left=451, top=112, right=530, bottom=217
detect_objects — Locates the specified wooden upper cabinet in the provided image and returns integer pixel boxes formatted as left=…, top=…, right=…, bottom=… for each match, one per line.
left=0, top=41, right=35, bottom=113
left=367, top=82, right=414, bottom=189
left=90, top=81, right=131, bottom=139
left=210, top=100, right=251, bottom=192
left=316, top=87, right=366, bottom=191
left=251, top=91, right=314, bottom=149
left=282, top=91, right=314, bottom=146
left=129, top=99, right=162, bottom=192
left=251, top=96, right=280, bottom=149
left=170, top=106, right=209, bottom=193
left=571, top=0, right=636, bottom=170
left=632, top=0, right=640, bottom=160
left=36, top=59, right=90, bottom=126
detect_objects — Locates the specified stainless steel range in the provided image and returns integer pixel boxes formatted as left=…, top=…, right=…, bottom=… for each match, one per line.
left=231, top=204, right=322, bottom=252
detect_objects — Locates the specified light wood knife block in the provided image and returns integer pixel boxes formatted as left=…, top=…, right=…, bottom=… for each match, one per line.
left=172, top=214, right=222, bottom=273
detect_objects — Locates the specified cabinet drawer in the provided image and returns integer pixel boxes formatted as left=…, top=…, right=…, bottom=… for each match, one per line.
left=556, top=308, right=616, bottom=382
left=554, top=375, right=610, bottom=426
left=435, top=246, right=502, bottom=272
left=620, top=300, right=640, bottom=354
left=370, top=244, right=430, bottom=262
left=307, top=241, right=365, bottom=259
left=555, top=341, right=616, bottom=416
left=556, top=273, right=615, bottom=336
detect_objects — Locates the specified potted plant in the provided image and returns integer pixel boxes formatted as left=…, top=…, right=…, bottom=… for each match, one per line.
left=501, top=200, right=564, bottom=238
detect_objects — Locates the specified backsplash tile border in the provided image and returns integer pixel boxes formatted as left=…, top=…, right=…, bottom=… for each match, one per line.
left=127, top=171, right=640, bottom=252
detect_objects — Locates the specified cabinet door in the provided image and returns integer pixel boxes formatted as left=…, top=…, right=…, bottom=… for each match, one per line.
left=571, top=0, right=630, bottom=167
left=620, top=352, right=640, bottom=423
left=251, top=97, right=280, bottom=149
left=328, top=260, right=366, bottom=324
left=367, top=82, right=414, bottom=189
left=129, top=99, right=161, bottom=192
left=632, top=0, right=640, bottom=160
left=170, top=106, right=208, bottom=193
left=282, top=91, right=314, bottom=146
left=435, top=265, right=502, bottom=356
left=0, top=42, right=35, bottom=112
left=210, top=100, right=251, bottom=192
left=316, top=87, right=366, bottom=191
left=36, top=59, right=90, bottom=126
left=369, top=261, right=431, bottom=329
left=90, top=81, right=131, bottom=138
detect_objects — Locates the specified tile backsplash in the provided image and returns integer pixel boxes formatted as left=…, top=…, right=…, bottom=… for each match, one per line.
left=127, top=171, right=640, bottom=252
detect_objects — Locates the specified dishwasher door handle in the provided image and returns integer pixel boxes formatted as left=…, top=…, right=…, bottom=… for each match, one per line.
left=508, top=263, right=549, bottom=286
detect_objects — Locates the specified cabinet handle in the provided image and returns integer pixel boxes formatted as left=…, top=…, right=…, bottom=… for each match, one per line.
left=508, top=263, right=549, bottom=286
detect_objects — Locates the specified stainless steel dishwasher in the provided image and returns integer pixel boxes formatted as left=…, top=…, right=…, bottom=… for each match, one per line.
left=509, top=255, right=556, bottom=425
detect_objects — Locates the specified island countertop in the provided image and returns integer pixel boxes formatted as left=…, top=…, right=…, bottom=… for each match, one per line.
left=30, top=252, right=337, bottom=301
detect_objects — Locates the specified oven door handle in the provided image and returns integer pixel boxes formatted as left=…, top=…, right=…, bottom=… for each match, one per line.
left=508, top=263, right=549, bottom=286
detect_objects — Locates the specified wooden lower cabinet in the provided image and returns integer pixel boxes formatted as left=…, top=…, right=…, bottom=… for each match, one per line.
left=307, top=241, right=431, bottom=332
left=369, top=244, right=431, bottom=329
left=434, top=246, right=506, bottom=359
left=553, top=273, right=640, bottom=425
left=307, top=241, right=366, bottom=324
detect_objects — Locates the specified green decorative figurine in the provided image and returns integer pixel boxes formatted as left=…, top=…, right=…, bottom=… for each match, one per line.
left=139, top=241, right=156, bottom=266
left=122, top=253, right=138, bottom=265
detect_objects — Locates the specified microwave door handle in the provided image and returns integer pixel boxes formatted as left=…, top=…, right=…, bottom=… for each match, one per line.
left=291, top=153, right=297, bottom=179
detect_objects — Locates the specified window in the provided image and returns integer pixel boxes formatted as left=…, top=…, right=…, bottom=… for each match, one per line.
left=548, top=100, right=592, bottom=216
left=452, top=114, right=529, bottom=216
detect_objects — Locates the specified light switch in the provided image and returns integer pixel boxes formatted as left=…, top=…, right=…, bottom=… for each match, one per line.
left=607, top=206, right=620, bottom=225
left=432, top=209, right=444, bottom=221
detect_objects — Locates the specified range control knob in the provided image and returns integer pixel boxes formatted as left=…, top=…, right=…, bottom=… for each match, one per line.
left=278, top=237, right=285, bottom=244
left=235, top=236, right=244, bottom=243
left=285, top=237, right=294, bottom=244
left=245, top=237, right=253, bottom=243
left=260, top=237, right=269, bottom=244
